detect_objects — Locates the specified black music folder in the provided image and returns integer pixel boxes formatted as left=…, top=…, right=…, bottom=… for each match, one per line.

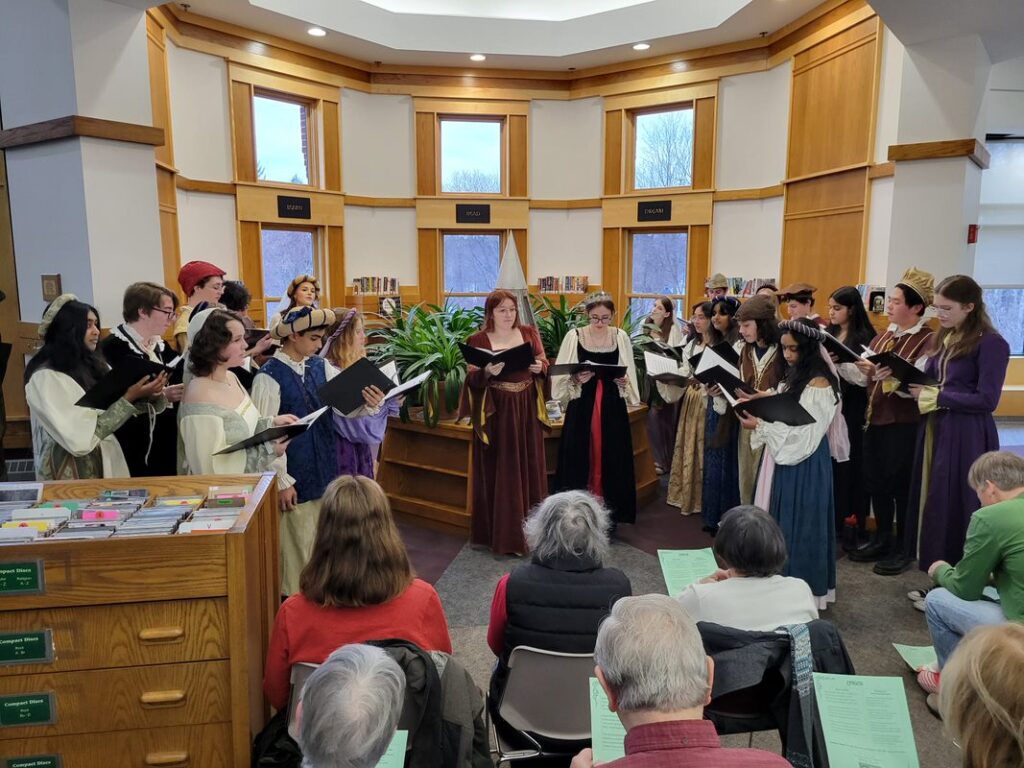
left=732, top=392, right=815, bottom=426
left=458, top=341, right=535, bottom=373
left=318, top=357, right=431, bottom=416
left=710, top=341, right=740, bottom=367
left=821, top=333, right=863, bottom=365
left=867, top=351, right=939, bottom=387
left=548, top=361, right=628, bottom=379
left=692, top=365, right=756, bottom=396
left=244, top=328, right=271, bottom=348
left=76, top=357, right=171, bottom=410
left=214, top=407, right=328, bottom=454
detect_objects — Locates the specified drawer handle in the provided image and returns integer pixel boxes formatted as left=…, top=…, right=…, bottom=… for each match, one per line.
left=140, top=689, right=187, bottom=707
left=144, top=751, right=190, bottom=766
left=138, top=626, right=185, bottom=643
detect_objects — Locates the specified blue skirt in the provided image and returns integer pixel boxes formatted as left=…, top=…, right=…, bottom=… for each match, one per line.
left=769, top=438, right=836, bottom=597
left=701, top=403, right=740, bottom=528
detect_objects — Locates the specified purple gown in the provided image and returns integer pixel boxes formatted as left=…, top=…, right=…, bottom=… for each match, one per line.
left=906, top=331, right=1010, bottom=571
left=331, top=399, right=400, bottom=479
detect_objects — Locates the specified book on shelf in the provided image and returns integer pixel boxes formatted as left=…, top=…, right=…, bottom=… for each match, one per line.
left=537, top=276, right=590, bottom=293
left=351, top=276, right=400, bottom=295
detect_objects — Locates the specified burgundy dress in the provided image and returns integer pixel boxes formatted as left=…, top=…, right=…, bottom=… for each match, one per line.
left=461, top=326, right=549, bottom=554
left=906, top=331, right=1010, bottom=570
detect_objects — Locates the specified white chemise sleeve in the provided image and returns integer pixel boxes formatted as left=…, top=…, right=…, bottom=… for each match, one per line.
left=750, top=383, right=838, bottom=466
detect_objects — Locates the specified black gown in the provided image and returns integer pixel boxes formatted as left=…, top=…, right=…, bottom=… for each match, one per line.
left=554, top=343, right=636, bottom=524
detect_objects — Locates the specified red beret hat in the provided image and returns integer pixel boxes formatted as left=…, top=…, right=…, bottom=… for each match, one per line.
left=177, top=261, right=226, bottom=296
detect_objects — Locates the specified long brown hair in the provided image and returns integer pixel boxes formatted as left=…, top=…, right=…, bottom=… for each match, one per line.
left=939, top=623, right=1024, bottom=768
left=322, top=308, right=364, bottom=370
left=482, top=290, right=521, bottom=333
left=646, top=296, right=674, bottom=340
left=299, top=476, right=414, bottom=607
left=931, top=275, right=996, bottom=360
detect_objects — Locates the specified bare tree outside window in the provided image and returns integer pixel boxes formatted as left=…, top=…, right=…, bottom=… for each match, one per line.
left=262, top=228, right=315, bottom=317
left=443, top=233, right=501, bottom=308
left=630, top=231, right=688, bottom=323
left=634, top=107, right=694, bottom=190
left=254, top=95, right=310, bottom=185
left=441, top=119, right=502, bottom=194
left=983, top=288, right=1024, bottom=355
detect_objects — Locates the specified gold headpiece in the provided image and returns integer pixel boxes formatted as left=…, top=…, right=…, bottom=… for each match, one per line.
left=896, top=266, right=935, bottom=307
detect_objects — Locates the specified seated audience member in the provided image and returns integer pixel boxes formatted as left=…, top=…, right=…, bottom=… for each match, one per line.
left=938, top=623, right=1024, bottom=762
left=917, top=451, right=1024, bottom=697
left=487, top=491, right=631, bottom=710
left=264, top=475, right=452, bottom=711
left=676, top=505, right=819, bottom=630
left=572, top=595, right=790, bottom=768
left=298, top=644, right=405, bottom=768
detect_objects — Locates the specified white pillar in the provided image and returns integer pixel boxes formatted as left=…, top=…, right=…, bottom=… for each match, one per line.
left=886, top=34, right=992, bottom=287
left=0, top=0, right=164, bottom=324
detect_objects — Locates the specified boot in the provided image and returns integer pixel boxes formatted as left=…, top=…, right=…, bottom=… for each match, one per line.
left=847, top=533, right=893, bottom=563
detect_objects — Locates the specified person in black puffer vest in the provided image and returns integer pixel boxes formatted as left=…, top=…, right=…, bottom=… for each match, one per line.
left=486, top=490, right=632, bottom=746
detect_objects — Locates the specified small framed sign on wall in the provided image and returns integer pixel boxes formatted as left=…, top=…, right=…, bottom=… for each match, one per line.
left=637, top=200, right=672, bottom=222
left=455, top=204, right=491, bottom=223
left=277, top=196, right=312, bottom=219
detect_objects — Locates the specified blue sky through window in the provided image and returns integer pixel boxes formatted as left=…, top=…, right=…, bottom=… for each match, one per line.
left=254, top=95, right=310, bottom=185
left=440, top=119, right=501, bottom=193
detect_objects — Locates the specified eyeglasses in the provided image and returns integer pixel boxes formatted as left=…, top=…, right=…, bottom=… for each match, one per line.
left=151, top=307, right=175, bottom=317
left=588, top=315, right=613, bottom=324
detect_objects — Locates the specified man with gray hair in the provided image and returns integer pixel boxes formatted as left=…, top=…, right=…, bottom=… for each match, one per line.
left=298, top=644, right=405, bottom=768
left=572, top=595, right=789, bottom=768
left=915, top=451, right=1024, bottom=713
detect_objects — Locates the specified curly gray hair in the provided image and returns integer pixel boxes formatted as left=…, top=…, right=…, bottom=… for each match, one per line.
left=524, top=490, right=611, bottom=564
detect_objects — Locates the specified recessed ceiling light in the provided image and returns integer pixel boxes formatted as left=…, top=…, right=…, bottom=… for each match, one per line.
left=633, top=42, right=651, bottom=51
left=307, top=27, right=327, bottom=37
left=470, top=54, right=486, bottom=62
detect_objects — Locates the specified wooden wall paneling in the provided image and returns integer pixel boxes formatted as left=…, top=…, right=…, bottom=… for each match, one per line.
left=156, top=167, right=182, bottom=295
left=416, top=199, right=529, bottom=229
left=691, top=97, right=716, bottom=190
left=511, top=229, right=528, bottom=278
left=0, top=150, right=29, bottom=446
left=602, top=193, right=713, bottom=229
left=785, top=166, right=866, bottom=214
left=786, top=18, right=878, bottom=179
left=322, top=100, right=342, bottom=191
left=238, top=221, right=264, bottom=324
left=508, top=114, right=528, bottom=197
left=888, top=139, right=991, bottom=169
left=146, top=14, right=175, bottom=169
left=415, top=112, right=437, bottom=196
left=604, top=110, right=624, bottom=196
left=235, top=184, right=344, bottom=226
left=602, top=228, right=625, bottom=312
left=0, top=117, right=164, bottom=151
left=418, top=229, right=441, bottom=307
left=325, top=225, right=345, bottom=307
left=230, top=81, right=257, bottom=183
left=686, top=225, right=711, bottom=305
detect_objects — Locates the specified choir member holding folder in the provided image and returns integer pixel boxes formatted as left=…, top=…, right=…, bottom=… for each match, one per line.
left=252, top=307, right=341, bottom=595
left=552, top=292, right=639, bottom=530
left=179, top=308, right=295, bottom=477
left=735, top=319, right=844, bottom=609
left=100, top=282, right=184, bottom=477
left=641, top=298, right=684, bottom=475
left=320, top=308, right=400, bottom=480
left=666, top=301, right=713, bottom=515
left=26, top=294, right=168, bottom=480
left=460, top=290, right=549, bottom=554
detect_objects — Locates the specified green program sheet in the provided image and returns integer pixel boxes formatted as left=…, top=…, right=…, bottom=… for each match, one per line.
left=589, top=677, right=627, bottom=764
left=657, top=548, right=718, bottom=595
left=814, top=673, right=920, bottom=768
left=374, top=730, right=408, bottom=768
left=891, top=643, right=938, bottom=672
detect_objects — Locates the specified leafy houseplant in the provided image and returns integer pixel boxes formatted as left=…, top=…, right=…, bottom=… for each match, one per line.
left=530, top=294, right=587, bottom=360
left=368, top=302, right=484, bottom=428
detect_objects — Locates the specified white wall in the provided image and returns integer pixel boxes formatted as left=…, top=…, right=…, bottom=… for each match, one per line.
left=341, top=89, right=416, bottom=197
left=709, top=198, right=783, bottom=279
left=715, top=62, right=790, bottom=189
left=81, top=138, right=163, bottom=321
left=343, top=207, right=419, bottom=286
left=985, top=57, right=1024, bottom=134
left=865, top=176, right=894, bottom=286
left=166, top=42, right=234, bottom=182
left=977, top=141, right=1024, bottom=284
left=875, top=27, right=904, bottom=163
left=527, top=209, right=604, bottom=283
left=529, top=97, right=604, bottom=199
left=176, top=190, right=239, bottom=279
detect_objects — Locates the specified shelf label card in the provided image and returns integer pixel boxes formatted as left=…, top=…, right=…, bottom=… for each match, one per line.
left=0, top=693, right=56, bottom=728
left=5, top=756, right=63, bottom=768
left=0, top=630, right=53, bottom=666
left=0, top=562, right=44, bottom=596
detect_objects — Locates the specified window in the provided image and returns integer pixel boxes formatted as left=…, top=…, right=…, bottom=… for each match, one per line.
left=628, top=231, right=688, bottom=325
left=440, top=118, right=502, bottom=194
left=262, top=228, right=316, bottom=319
left=442, top=232, right=502, bottom=309
left=254, top=93, right=312, bottom=185
left=983, top=287, right=1024, bottom=356
left=633, top=105, right=694, bottom=190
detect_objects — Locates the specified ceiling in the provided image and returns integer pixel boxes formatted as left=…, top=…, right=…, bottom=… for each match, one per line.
left=172, top=0, right=824, bottom=71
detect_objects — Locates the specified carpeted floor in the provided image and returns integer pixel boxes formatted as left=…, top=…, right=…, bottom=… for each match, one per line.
left=401, top=483, right=959, bottom=768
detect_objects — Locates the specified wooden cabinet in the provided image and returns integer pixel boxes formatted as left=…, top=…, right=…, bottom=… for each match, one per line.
left=0, top=473, right=279, bottom=767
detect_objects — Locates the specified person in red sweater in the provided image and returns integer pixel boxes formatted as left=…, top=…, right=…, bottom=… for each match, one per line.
left=264, top=475, right=452, bottom=710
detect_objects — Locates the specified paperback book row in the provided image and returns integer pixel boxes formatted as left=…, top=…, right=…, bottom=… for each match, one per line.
left=718, top=277, right=777, bottom=297
left=0, top=483, right=253, bottom=544
left=351, top=276, right=400, bottom=295
left=537, top=276, right=590, bottom=293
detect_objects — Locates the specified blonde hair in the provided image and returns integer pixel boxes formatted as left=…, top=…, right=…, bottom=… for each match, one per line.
left=324, top=309, right=365, bottom=370
left=299, top=476, right=413, bottom=608
left=939, top=623, right=1024, bottom=768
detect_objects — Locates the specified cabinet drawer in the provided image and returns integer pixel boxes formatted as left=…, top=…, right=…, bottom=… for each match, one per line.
left=0, top=721, right=233, bottom=767
left=0, top=599, right=228, bottom=675
left=0, top=660, right=230, bottom=739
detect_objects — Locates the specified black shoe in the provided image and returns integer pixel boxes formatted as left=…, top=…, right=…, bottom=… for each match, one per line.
left=848, top=541, right=891, bottom=563
left=873, top=555, right=914, bottom=575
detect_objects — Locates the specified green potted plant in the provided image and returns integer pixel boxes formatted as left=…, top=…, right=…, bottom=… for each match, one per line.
left=368, top=301, right=483, bottom=428
left=530, top=294, right=587, bottom=360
